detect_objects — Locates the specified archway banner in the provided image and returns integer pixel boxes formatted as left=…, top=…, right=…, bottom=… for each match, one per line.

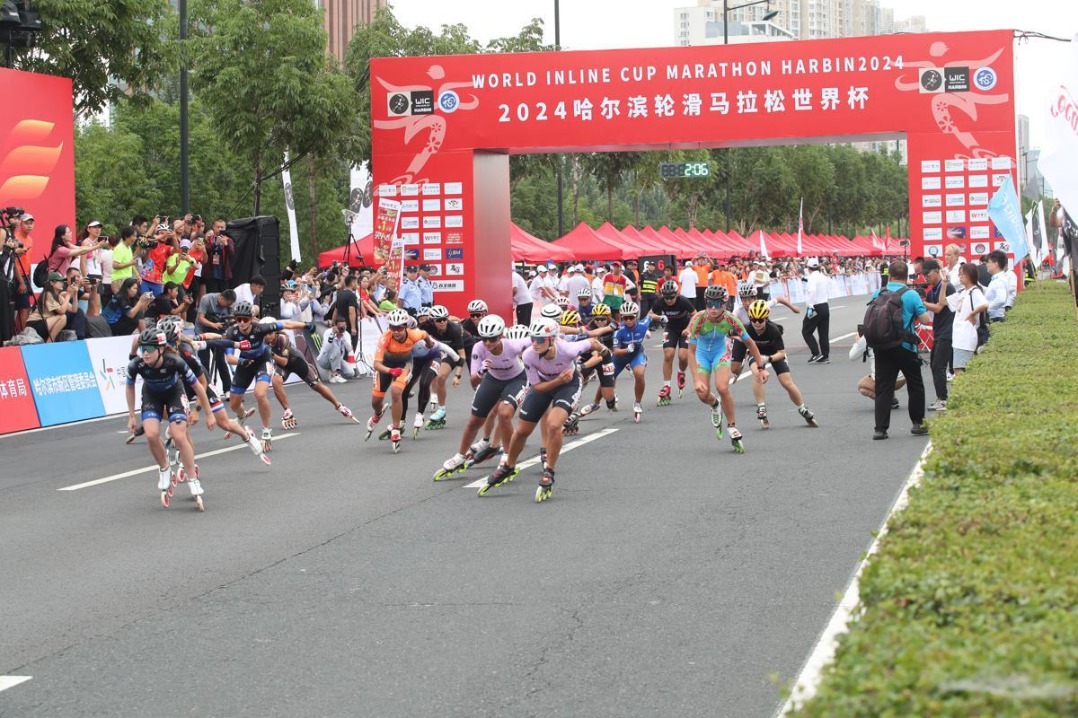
left=371, top=30, right=1016, bottom=316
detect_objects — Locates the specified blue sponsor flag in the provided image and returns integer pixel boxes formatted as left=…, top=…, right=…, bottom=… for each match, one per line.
left=986, top=178, right=1029, bottom=263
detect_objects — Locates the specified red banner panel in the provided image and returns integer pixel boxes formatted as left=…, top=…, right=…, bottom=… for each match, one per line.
left=0, top=68, right=76, bottom=265
left=370, top=30, right=1017, bottom=315
left=0, top=345, right=41, bottom=434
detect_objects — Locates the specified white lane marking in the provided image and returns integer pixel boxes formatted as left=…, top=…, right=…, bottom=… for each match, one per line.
left=58, top=433, right=301, bottom=491
left=831, top=332, right=857, bottom=342
left=0, top=676, right=32, bottom=693
left=830, top=305, right=847, bottom=310
left=464, top=427, right=620, bottom=488
left=778, top=442, right=933, bottom=716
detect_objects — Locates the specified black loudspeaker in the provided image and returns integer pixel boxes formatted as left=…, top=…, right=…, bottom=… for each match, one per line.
left=227, top=215, right=281, bottom=318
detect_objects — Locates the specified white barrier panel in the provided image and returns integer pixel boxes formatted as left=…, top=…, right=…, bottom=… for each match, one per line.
left=85, top=335, right=143, bottom=415
left=355, top=316, right=389, bottom=375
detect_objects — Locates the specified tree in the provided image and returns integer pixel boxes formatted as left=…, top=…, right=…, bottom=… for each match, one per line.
left=13, top=0, right=169, bottom=118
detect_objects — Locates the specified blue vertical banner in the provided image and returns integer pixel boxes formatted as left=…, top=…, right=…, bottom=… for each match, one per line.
left=987, top=178, right=1030, bottom=263
left=21, top=342, right=106, bottom=426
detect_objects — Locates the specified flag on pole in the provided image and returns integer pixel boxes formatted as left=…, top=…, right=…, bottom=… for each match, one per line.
left=1026, top=205, right=1039, bottom=267
left=870, top=229, right=882, bottom=253
left=1038, top=33, right=1078, bottom=214
left=758, top=229, right=770, bottom=259
left=797, top=197, right=804, bottom=255
left=1036, top=200, right=1050, bottom=266
left=349, top=161, right=374, bottom=240
left=281, top=151, right=301, bottom=262
left=987, top=178, right=1030, bottom=263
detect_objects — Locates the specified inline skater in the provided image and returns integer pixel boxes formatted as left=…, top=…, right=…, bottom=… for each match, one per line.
left=259, top=317, right=357, bottom=429
left=611, top=301, right=651, bottom=423
left=423, top=305, right=467, bottom=429
left=647, top=280, right=694, bottom=406
left=433, top=314, right=529, bottom=479
left=223, top=301, right=312, bottom=453
left=576, top=287, right=595, bottom=322
left=686, top=286, right=770, bottom=453
left=398, top=327, right=461, bottom=439
left=729, top=290, right=800, bottom=383
left=460, top=299, right=487, bottom=373
left=478, top=318, right=603, bottom=502
left=366, top=308, right=434, bottom=453
left=126, top=327, right=216, bottom=510
left=743, top=300, right=818, bottom=429
left=558, top=307, right=615, bottom=434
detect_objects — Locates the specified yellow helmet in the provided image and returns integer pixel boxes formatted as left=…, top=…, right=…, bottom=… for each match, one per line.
left=592, top=304, right=611, bottom=317
left=747, top=300, right=770, bottom=321
left=560, top=309, right=580, bottom=327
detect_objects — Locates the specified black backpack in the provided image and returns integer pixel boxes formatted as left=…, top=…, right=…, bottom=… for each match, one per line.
left=863, top=286, right=916, bottom=350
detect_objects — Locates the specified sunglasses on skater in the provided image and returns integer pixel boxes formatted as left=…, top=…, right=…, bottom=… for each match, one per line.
left=705, top=300, right=724, bottom=309
left=235, top=316, right=252, bottom=323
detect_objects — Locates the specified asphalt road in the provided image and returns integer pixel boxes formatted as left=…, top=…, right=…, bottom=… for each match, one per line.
left=0, top=296, right=931, bottom=717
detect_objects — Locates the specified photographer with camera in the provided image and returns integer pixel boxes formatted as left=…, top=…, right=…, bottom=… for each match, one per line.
left=6, top=210, right=36, bottom=332
left=204, top=217, right=235, bottom=294
left=62, top=266, right=98, bottom=339
left=138, top=222, right=177, bottom=297
left=45, top=224, right=107, bottom=278
left=76, top=221, right=106, bottom=287
left=197, top=287, right=237, bottom=393
left=102, top=277, right=153, bottom=337
left=110, top=226, right=139, bottom=295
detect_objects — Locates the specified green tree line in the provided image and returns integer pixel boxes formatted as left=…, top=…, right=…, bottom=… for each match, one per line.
left=42, top=3, right=912, bottom=261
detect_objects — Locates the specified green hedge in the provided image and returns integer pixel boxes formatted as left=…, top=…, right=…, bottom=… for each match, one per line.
left=793, top=282, right=1078, bottom=717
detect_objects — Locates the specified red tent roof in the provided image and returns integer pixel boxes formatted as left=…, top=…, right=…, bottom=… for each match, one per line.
left=620, top=225, right=667, bottom=255
left=595, top=222, right=653, bottom=256
left=553, top=222, right=626, bottom=260
left=511, top=223, right=575, bottom=263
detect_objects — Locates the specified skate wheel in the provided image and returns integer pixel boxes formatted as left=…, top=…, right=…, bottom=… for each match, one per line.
left=161, top=491, right=170, bottom=508
left=413, top=428, right=420, bottom=440
left=732, top=440, right=744, bottom=454
left=807, top=420, right=819, bottom=428
left=194, top=495, right=204, bottom=512
left=392, top=442, right=401, bottom=454
left=535, top=486, right=545, bottom=502
left=260, top=453, right=272, bottom=465
left=759, top=420, right=769, bottom=430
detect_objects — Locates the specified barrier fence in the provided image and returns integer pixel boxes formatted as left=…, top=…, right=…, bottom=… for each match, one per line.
left=0, top=274, right=879, bottom=435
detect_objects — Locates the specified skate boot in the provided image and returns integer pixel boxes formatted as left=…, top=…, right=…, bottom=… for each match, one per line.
left=891, top=397, right=900, bottom=411
left=677, top=371, right=686, bottom=398
left=477, top=462, right=520, bottom=496
left=413, top=412, right=424, bottom=440
left=633, top=402, right=642, bottom=423
left=378, top=428, right=392, bottom=441
left=365, top=410, right=384, bottom=441
left=562, top=412, right=580, bottom=436
left=710, top=401, right=725, bottom=439
left=799, top=406, right=819, bottom=428
left=261, top=428, right=273, bottom=454
left=224, top=407, right=256, bottom=440
left=607, top=396, right=619, bottom=412
left=428, top=400, right=438, bottom=414
left=126, top=425, right=145, bottom=444
left=657, top=385, right=672, bottom=407
left=757, top=403, right=769, bottom=430
left=535, top=468, right=555, bottom=503
left=337, top=404, right=359, bottom=423
left=280, top=408, right=298, bottom=430
left=425, top=407, right=447, bottom=430
left=188, top=473, right=205, bottom=512
left=540, top=447, right=549, bottom=472
left=729, top=425, right=745, bottom=454
left=390, top=427, right=402, bottom=454
left=434, top=453, right=467, bottom=481
left=464, top=440, right=501, bottom=469
left=158, top=466, right=173, bottom=508
left=579, top=401, right=601, bottom=418
left=245, top=429, right=271, bottom=465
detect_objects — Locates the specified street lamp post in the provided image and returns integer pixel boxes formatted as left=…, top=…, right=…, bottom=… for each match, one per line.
left=554, top=0, right=564, bottom=238
left=723, top=0, right=777, bottom=45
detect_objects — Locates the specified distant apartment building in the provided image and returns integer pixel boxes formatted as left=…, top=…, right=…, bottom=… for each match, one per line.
left=673, top=0, right=926, bottom=163
left=315, top=0, right=386, bottom=65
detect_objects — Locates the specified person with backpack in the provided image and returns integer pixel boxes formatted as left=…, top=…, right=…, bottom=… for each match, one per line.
left=862, top=260, right=933, bottom=441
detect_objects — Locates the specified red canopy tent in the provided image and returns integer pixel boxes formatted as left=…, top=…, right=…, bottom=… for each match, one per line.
left=620, top=225, right=668, bottom=255
left=553, top=222, right=626, bottom=261
left=511, top=223, right=575, bottom=263
left=595, top=222, right=653, bottom=257
left=317, top=233, right=374, bottom=268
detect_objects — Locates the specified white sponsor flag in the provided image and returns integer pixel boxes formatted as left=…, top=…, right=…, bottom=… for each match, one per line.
left=349, top=161, right=374, bottom=240
left=1038, top=34, right=1078, bottom=215
left=281, top=150, right=301, bottom=262
left=1026, top=205, right=1039, bottom=267
left=758, top=229, right=769, bottom=259
left=1036, top=200, right=1049, bottom=265
left=797, top=197, right=804, bottom=255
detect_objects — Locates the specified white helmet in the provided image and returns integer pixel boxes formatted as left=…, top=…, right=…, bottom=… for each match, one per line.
left=620, top=301, right=640, bottom=316
left=467, top=299, right=488, bottom=313
left=738, top=280, right=755, bottom=296
left=555, top=296, right=571, bottom=309
left=386, top=308, right=410, bottom=327
left=529, top=317, right=560, bottom=340
left=477, top=314, right=506, bottom=338
left=429, top=305, right=449, bottom=319
left=540, top=304, right=562, bottom=319
left=259, top=316, right=278, bottom=325
left=504, top=324, right=531, bottom=340
left=416, top=306, right=431, bottom=318
left=577, top=286, right=592, bottom=298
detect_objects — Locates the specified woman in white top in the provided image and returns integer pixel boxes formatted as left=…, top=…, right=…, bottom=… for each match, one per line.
left=946, top=262, right=988, bottom=373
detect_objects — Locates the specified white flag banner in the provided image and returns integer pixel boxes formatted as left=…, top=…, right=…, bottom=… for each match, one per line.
left=758, top=229, right=769, bottom=259
left=797, top=197, right=804, bottom=255
left=1038, top=34, right=1078, bottom=214
left=1026, top=206, right=1039, bottom=267
left=281, top=151, right=301, bottom=262
left=1036, top=200, right=1049, bottom=265
left=349, top=161, right=374, bottom=240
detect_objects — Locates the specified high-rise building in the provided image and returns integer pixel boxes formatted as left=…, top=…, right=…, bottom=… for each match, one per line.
left=315, top=0, right=386, bottom=65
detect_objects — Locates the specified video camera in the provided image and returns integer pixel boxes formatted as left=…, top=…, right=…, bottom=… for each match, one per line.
left=1, top=206, right=25, bottom=227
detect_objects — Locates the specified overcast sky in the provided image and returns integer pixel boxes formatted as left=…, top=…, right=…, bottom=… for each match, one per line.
left=389, top=0, right=1077, bottom=148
